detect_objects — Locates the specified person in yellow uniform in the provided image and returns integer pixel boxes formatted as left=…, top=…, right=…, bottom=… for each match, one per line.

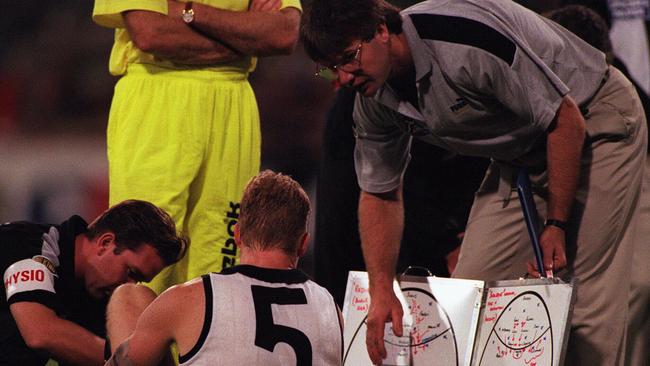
left=92, top=0, right=301, bottom=295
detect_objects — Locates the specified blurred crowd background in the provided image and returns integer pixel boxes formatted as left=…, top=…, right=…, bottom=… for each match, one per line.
left=0, top=0, right=334, bottom=224
left=0, top=0, right=648, bottom=274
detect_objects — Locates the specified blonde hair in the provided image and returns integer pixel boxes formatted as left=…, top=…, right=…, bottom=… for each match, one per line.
left=238, top=170, right=310, bottom=254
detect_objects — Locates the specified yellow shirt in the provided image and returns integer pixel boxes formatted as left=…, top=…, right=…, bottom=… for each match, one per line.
left=92, top=0, right=301, bottom=75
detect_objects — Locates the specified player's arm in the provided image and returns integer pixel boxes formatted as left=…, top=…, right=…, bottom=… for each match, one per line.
left=169, top=0, right=301, bottom=56
left=11, top=302, right=105, bottom=365
left=358, top=186, right=405, bottom=365
left=122, top=10, right=242, bottom=65
left=105, top=291, right=178, bottom=366
left=539, top=95, right=585, bottom=274
left=105, top=280, right=204, bottom=366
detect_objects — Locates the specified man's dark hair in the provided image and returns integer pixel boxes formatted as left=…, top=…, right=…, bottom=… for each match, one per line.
left=545, top=5, right=612, bottom=54
left=238, top=170, right=310, bottom=255
left=301, top=0, right=402, bottom=63
left=86, top=200, right=187, bottom=265
left=561, top=0, right=612, bottom=28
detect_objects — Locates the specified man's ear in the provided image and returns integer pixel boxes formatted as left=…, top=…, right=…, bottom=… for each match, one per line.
left=297, top=232, right=309, bottom=258
left=96, top=232, right=116, bottom=256
left=234, top=223, right=241, bottom=246
left=376, top=23, right=389, bottom=42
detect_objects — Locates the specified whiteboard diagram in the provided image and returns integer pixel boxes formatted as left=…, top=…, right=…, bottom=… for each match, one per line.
left=473, top=279, right=575, bottom=366
left=383, top=287, right=457, bottom=365
left=342, top=271, right=484, bottom=365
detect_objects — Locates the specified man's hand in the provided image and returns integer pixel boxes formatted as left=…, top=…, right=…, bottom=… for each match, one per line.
left=526, top=225, right=567, bottom=277
left=167, top=0, right=184, bottom=18
left=249, top=0, right=281, bottom=11
left=366, top=289, right=403, bottom=365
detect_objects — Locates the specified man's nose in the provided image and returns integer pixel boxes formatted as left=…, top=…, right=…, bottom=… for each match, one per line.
left=337, top=69, right=355, bottom=86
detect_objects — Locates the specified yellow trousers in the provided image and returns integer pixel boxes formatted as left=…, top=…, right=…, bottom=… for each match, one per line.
left=107, top=64, right=260, bottom=294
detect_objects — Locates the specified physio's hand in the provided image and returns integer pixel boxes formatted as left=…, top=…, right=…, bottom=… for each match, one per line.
left=366, top=289, right=403, bottom=365
left=527, top=225, right=567, bottom=277
left=249, top=0, right=281, bottom=11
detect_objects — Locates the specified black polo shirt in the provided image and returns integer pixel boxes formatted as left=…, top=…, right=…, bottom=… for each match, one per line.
left=1, top=216, right=107, bottom=366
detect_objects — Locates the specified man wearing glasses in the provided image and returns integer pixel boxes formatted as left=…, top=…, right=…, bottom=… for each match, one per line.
left=302, top=0, right=647, bottom=365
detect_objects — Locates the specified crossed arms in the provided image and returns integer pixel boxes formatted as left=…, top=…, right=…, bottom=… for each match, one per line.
left=123, top=0, right=300, bottom=65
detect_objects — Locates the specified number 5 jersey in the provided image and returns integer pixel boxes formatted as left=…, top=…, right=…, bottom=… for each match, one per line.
left=180, top=265, right=343, bottom=366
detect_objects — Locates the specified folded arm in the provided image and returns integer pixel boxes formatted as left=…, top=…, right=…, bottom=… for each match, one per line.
left=171, top=0, right=301, bottom=56
left=122, top=10, right=241, bottom=65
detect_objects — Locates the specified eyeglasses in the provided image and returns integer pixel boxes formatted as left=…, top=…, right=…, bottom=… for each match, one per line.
left=315, top=42, right=364, bottom=81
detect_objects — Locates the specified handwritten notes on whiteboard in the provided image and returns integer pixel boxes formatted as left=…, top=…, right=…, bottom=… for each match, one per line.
left=342, top=271, right=484, bottom=366
left=472, top=279, right=574, bottom=366
left=382, top=287, right=458, bottom=365
left=342, top=273, right=574, bottom=366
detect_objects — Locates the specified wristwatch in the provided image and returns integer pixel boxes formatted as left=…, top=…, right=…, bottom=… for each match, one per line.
left=544, top=219, right=568, bottom=231
left=182, top=1, right=195, bottom=24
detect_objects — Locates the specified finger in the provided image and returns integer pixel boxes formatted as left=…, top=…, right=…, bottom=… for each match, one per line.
left=249, top=0, right=268, bottom=11
left=258, top=0, right=273, bottom=11
left=554, top=250, right=567, bottom=270
left=391, top=306, right=403, bottom=337
left=251, top=0, right=279, bottom=11
left=545, top=269, right=555, bottom=278
left=366, top=316, right=384, bottom=365
left=365, top=322, right=377, bottom=364
left=526, top=261, right=540, bottom=278
left=376, top=318, right=387, bottom=362
left=542, top=244, right=555, bottom=273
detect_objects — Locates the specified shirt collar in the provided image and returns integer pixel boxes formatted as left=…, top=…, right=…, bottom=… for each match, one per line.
left=220, top=264, right=310, bottom=284
left=56, top=215, right=88, bottom=279
left=372, top=14, right=431, bottom=119
left=402, top=13, right=433, bottom=82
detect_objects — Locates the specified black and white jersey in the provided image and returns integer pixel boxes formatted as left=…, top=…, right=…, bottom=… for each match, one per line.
left=0, top=216, right=105, bottom=366
left=180, top=265, right=343, bottom=366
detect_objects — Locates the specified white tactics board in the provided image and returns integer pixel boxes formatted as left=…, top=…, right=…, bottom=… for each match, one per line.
left=472, top=278, right=575, bottom=366
left=342, top=271, right=484, bottom=366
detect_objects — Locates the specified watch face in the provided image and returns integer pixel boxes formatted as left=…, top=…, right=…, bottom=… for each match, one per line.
left=182, top=10, right=194, bottom=23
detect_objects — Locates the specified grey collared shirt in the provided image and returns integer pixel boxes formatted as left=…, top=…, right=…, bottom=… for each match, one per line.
left=353, top=0, right=607, bottom=193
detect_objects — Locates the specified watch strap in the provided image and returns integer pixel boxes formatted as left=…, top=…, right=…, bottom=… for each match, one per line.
left=545, top=219, right=568, bottom=231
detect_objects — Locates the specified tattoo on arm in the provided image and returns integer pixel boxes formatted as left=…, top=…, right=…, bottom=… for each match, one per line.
left=104, top=340, right=135, bottom=366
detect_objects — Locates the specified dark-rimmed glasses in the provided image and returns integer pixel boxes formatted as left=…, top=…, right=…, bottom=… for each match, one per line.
left=315, top=42, right=364, bottom=81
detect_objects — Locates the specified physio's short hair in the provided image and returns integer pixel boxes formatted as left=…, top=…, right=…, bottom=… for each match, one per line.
left=301, top=0, right=402, bottom=63
left=86, top=200, right=187, bottom=265
left=238, top=170, right=310, bottom=254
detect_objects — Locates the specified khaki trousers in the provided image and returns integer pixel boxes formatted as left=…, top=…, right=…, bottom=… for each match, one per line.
left=454, top=66, right=648, bottom=365
left=626, top=158, right=650, bottom=366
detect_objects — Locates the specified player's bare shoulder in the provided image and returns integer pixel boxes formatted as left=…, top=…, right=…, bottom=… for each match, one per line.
left=157, top=276, right=208, bottom=354
left=155, top=277, right=206, bottom=315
